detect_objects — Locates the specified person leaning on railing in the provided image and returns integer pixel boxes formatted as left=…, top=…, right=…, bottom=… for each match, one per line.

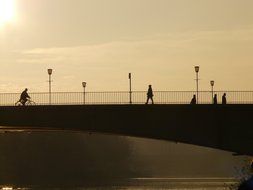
left=222, top=93, right=227, bottom=105
left=190, top=95, right=196, bottom=104
left=213, top=94, right=217, bottom=105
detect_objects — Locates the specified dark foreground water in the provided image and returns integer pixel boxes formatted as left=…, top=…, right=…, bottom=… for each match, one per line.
left=0, top=178, right=239, bottom=189
left=0, top=130, right=250, bottom=189
left=0, top=178, right=240, bottom=190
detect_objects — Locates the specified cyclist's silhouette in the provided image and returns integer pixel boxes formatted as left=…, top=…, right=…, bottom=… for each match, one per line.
left=20, top=88, right=30, bottom=106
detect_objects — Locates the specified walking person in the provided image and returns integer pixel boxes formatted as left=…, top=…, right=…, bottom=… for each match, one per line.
left=213, top=94, right=217, bottom=105
left=222, top=93, right=227, bottom=105
left=145, top=85, right=154, bottom=104
left=190, top=95, right=196, bottom=104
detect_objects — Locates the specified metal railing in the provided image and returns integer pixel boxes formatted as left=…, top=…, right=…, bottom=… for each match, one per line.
left=0, top=91, right=253, bottom=106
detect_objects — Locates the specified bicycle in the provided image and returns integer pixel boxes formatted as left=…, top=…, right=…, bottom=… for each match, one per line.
left=15, top=98, right=36, bottom=106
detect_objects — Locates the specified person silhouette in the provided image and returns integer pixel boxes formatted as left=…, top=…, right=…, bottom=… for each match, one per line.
left=213, top=94, right=217, bottom=105
left=145, top=85, right=154, bottom=104
left=20, top=88, right=30, bottom=106
left=190, top=95, right=196, bottom=104
left=222, top=93, right=227, bottom=105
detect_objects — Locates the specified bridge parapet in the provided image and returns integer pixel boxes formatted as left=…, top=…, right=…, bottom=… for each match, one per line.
left=0, top=91, right=253, bottom=106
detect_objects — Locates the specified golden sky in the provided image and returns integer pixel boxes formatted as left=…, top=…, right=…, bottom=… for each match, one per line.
left=1, top=0, right=253, bottom=92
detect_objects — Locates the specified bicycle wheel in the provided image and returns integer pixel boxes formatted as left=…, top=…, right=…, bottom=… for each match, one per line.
left=15, top=101, right=23, bottom=106
left=26, top=100, right=36, bottom=106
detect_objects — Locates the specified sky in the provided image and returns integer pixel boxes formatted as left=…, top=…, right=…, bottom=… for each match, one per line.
left=1, top=0, right=253, bottom=92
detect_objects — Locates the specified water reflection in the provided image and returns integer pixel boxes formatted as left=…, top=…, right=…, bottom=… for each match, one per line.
left=0, top=131, right=248, bottom=188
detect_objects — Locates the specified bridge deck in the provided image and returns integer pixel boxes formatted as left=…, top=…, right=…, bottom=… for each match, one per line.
left=0, top=104, right=252, bottom=155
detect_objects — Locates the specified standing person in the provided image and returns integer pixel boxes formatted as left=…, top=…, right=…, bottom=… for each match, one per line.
left=222, top=93, right=227, bottom=105
left=20, top=88, right=30, bottom=106
left=145, top=85, right=154, bottom=104
left=213, top=94, right=217, bottom=105
left=190, top=95, right=196, bottom=104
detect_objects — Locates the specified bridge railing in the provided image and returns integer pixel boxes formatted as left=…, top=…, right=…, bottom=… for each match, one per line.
left=0, top=91, right=253, bottom=106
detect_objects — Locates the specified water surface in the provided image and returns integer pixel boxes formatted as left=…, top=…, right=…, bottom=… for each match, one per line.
left=0, top=130, right=249, bottom=189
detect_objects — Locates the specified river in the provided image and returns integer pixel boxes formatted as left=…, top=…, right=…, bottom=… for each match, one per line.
left=0, top=130, right=250, bottom=189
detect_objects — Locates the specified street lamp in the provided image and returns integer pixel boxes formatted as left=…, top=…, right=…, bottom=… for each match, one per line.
left=128, top=73, right=132, bottom=104
left=194, top=66, right=200, bottom=104
left=210, top=80, right=214, bottom=103
left=82, top=82, right=86, bottom=104
left=47, top=69, right=53, bottom=105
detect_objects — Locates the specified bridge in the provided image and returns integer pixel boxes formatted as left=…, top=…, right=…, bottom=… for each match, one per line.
left=0, top=90, right=253, bottom=105
left=0, top=91, right=253, bottom=156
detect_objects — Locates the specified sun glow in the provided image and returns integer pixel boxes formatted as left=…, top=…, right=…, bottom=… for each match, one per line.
left=0, top=0, right=15, bottom=25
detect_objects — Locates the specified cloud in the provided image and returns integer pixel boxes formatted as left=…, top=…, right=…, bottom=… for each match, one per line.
left=18, top=27, right=253, bottom=63
left=7, top=26, right=253, bottom=91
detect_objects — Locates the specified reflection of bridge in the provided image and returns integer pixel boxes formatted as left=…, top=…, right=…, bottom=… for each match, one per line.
left=0, top=104, right=253, bottom=156
left=1, top=91, right=253, bottom=105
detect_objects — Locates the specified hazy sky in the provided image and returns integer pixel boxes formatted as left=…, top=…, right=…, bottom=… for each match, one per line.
left=1, top=0, right=253, bottom=92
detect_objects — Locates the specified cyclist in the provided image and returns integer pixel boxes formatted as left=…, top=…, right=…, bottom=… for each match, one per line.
left=20, top=88, right=30, bottom=106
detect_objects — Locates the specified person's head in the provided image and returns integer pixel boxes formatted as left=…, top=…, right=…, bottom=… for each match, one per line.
left=149, top=85, right=152, bottom=88
left=25, top=88, right=28, bottom=91
left=193, top=94, right=196, bottom=98
left=214, top=94, right=217, bottom=97
left=223, top=93, right=226, bottom=96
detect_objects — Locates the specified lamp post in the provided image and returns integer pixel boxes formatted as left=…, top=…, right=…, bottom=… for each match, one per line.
left=47, top=69, right=53, bottom=105
left=129, top=73, right=132, bottom=104
left=194, top=66, right=200, bottom=104
left=210, top=80, right=214, bottom=103
left=82, top=82, right=86, bottom=104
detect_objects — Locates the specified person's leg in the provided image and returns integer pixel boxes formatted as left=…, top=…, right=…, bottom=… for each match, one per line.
left=151, top=97, right=154, bottom=104
left=146, top=97, right=149, bottom=104
left=23, top=99, right=27, bottom=106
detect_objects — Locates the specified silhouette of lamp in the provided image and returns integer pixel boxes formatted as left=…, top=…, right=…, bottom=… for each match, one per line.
left=82, top=82, right=87, bottom=105
left=194, top=66, right=200, bottom=104
left=210, top=80, right=214, bottom=103
left=128, top=73, right=132, bottom=104
left=47, top=69, right=53, bottom=105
